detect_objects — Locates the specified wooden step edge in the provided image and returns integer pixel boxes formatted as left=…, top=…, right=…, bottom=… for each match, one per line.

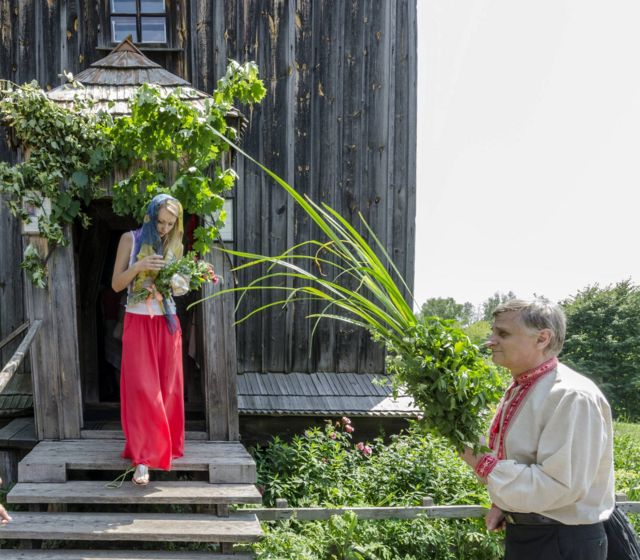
left=0, top=551, right=255, bottom=560
left=0, top=512, right=263, bottom=543
left=8, top=482, right=263, bottom=505
left=18, top=462, right=257, bottom=484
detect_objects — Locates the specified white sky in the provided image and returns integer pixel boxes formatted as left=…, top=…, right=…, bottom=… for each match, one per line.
left=414, top=0, right=640, bottom=310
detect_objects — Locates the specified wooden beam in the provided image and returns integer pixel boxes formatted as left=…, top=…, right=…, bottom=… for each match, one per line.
left=24, top=229, right=83, bottom=440
left=248, top=504, right=487, bottom=522
left=0, top=321, right=29, bottom=351
left=0, top=319, right=41, bottom=393
left=200, top=246, right=239, bottom=441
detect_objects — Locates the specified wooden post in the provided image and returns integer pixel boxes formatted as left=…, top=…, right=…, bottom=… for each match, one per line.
left=200, top=245, right=239, bottom=441
left=24, top=228, right=83, bottom=440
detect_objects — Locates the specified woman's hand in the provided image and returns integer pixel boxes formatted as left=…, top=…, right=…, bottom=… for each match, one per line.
left=135, top=254, right=165, bottom=272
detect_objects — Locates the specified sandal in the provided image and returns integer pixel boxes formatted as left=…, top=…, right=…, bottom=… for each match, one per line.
left=132, top=464, right=150, bottom=486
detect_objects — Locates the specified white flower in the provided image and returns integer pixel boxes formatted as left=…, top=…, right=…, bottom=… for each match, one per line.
left=170, top=273, right=189, bottom=296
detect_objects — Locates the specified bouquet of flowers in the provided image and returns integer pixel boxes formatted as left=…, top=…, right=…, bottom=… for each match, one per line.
left=129, top=251, right=218, bottom=305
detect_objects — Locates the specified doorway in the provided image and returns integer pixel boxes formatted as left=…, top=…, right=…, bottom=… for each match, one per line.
left=75, top=201, right=206, bottom=435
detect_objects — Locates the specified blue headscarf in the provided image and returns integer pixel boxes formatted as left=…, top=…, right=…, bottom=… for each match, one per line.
left=131, top=194, right=184, bottom=333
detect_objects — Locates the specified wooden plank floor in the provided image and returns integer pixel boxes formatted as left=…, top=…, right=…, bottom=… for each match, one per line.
left=1, top=551, right=254, bottom=560
left=8, top=481, right=262, bottom=505
left=0, top=512, right=262, bottom=542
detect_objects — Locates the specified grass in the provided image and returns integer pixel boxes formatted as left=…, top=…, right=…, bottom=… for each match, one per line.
left=614, top=421, right=640, bottom=440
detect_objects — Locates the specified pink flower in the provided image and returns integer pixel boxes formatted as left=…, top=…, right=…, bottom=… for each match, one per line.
left=344, top=424, right=354, bottom=433
left=356, top=442, right=372, bottom=457
left=329, top=432, right=337, bottom=440
left=341, top=416, right=352, bottom=426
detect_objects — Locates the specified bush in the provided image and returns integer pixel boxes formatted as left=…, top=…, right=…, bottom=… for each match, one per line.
left=253, top=419, right=489, bottom=509
left=252, top=419, right=503, bottom=559
left=252, top=419, right=640, bottom=559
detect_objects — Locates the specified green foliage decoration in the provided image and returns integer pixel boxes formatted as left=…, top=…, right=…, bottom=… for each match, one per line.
left=384, top=320, right=504, bottom=450
left=192, top=135, right=505, bottom=452
left=0, top=79, right=113, bottom=282
left=0, top=61, right=266, bottom=286
left=108, top=62, right=266, bottom=255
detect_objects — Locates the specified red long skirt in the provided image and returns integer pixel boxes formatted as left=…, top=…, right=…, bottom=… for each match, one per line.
left=120, top=313, right=184, bottom=470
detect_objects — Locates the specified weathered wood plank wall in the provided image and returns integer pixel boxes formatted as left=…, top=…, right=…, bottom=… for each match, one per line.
left=201, top=0, right=418, bottom=375
left=0, top=0, right=417, bottom=377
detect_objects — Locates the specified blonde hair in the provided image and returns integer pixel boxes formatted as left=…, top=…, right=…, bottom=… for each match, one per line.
left=160, top=198, right=184, bottom=260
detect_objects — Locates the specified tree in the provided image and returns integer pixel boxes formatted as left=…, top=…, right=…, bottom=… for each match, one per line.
left=418, top=297, right=475, bottom=326
left=481, top=291, right=517, bottom=321
left=464, top=320, right=492, bottom=348
left=561, top=280, right=640, bottom=420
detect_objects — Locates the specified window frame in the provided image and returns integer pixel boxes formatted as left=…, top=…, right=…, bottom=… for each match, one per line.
left=109, top=0, right=169, bottom=46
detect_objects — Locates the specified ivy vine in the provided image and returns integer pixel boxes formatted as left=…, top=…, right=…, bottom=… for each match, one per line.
left=0, top=60, right=266, bottom=287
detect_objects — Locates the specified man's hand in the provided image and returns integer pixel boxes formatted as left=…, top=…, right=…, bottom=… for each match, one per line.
left=0, top=477, right=11, bottom=524
left=485, top=505, right=505, bottom=532
left=459, top=446, right=480, bottom=470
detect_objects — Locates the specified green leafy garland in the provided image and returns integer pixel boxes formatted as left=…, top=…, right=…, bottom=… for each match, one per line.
left=0, top=61, right=266, bottom=287
left=108, top=61, right=266, bottom=254
left=0, top=79, right=113, bottom=285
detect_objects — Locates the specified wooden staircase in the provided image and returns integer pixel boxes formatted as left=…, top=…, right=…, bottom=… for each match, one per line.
left=1, top=440, right=263, bottom=559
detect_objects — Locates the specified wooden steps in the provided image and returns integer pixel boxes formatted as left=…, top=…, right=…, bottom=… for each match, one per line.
left=2, top=551, right=254, bottom=560
left=2, top=439, right=263, bottom=557
left=18, top=440, right=256, bottom=483
left=8, top=481, right=262, bottom=505
left=0, top=512, right=261, bottom=542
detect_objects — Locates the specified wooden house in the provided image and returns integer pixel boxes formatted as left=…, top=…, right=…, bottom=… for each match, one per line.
left=0, top=1, right=417, bottom=444
left=0, top=1, right=416, bottom=554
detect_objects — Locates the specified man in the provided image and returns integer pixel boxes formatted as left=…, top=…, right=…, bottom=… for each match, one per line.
left=0, top=477, right=11, bottom=524
left=460, top=299, right=614, bottom=560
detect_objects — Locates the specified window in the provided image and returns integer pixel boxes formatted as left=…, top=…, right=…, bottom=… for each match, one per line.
left=111, top=0, right=167, bottom=44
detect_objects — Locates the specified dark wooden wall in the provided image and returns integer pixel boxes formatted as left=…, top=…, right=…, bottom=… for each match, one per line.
left=0, top=0, right=417, bottom=376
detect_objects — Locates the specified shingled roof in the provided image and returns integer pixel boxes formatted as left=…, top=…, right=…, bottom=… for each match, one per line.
left=45, top=37, right=229, bottom=119
left=237, top=372, right=419, bottom=417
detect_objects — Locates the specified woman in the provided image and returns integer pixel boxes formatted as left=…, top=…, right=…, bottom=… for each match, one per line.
left=111, top=194, right=185, bottom=485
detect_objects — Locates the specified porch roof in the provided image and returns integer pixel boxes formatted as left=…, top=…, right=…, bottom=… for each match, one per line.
left=237, top=372, right=419, bottom=417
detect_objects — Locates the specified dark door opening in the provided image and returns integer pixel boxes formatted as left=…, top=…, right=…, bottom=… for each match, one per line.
left=75, top=201, right=206, bottom=433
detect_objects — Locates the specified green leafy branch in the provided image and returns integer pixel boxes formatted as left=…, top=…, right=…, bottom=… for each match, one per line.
left=0, top=60, right=266, bottom=286
left=0, top=79, right=114, bottom=283
left=191, top=132, right=505, bottom=452
left=108, top=61, right=266, bottom=254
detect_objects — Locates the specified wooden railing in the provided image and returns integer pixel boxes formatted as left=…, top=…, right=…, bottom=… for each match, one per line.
left=247, top=496, right=640, bottom=522
left=0, top=320, right=42, bottom=394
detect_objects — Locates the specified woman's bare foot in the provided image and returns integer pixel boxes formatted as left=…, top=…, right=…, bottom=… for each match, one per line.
left=132, top=464, right=149, bottom=486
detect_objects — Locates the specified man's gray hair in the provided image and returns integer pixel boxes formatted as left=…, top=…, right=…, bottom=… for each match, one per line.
left=492, top=299, right=566, bottom=356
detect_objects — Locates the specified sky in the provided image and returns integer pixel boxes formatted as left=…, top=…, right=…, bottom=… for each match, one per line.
left=414, top=0, right=640, bottom=310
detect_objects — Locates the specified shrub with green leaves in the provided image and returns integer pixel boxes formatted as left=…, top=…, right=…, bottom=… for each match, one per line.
left=254, top=419, right=490, bottom=510
left=252, top=419, right=503, bottom=559
left=251, top=420, right=640, bottom=559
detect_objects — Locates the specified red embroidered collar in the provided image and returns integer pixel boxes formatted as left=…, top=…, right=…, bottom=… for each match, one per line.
left=488, top=356, right=558, bottom=459
left=514, top=356, right=558, bottom=385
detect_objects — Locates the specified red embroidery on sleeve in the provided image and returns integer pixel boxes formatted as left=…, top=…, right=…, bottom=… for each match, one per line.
left=475, top=454, right=499, bottom=478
